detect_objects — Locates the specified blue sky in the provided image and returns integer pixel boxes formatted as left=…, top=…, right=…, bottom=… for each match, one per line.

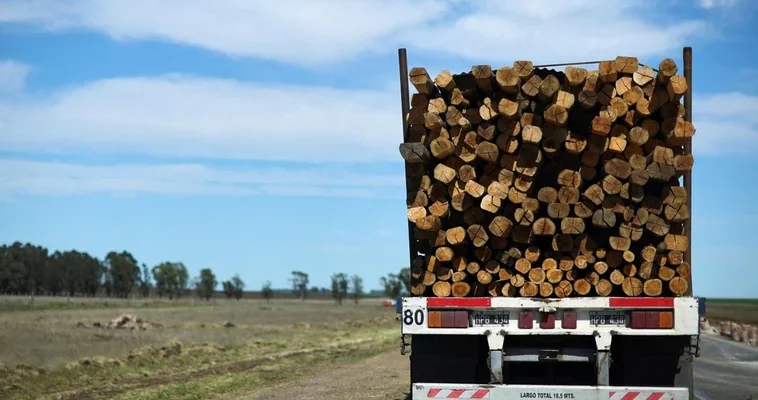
left=0, top=0, right=757, bottom=297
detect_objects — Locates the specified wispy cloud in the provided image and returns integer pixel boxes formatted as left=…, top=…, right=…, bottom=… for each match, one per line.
left=0, top=60, right=31, bottom=93
left=694, top=92, right=758, bottom=155
left=0, top=75, right=401, bottom=162
left=698, top=0, right=740, bottom=9
left=0, top=0, right=705, bottom=65
left=0, top=159, right=404, bottom=197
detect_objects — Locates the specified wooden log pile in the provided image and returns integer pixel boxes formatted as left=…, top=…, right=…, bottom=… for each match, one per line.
left=400, top=56, right=695, bottom=298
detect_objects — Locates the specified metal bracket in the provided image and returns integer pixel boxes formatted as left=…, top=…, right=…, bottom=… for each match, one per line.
left=486, top=331, right=506, bottom=384
left=400, top=334, right=410, bottom=356
left=594, top=331, right=613, bottom=386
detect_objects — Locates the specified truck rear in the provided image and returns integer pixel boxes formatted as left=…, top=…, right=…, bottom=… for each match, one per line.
left=396, top=47, right=699, bottom=400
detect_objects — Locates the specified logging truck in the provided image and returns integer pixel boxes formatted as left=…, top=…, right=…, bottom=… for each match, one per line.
left=397, top=48, right=701, bottom=400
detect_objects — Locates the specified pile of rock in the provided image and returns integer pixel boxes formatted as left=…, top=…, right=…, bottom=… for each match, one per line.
left=716, top=320, right=757, bottom=346
left=78, top=314, right=162, bottom=330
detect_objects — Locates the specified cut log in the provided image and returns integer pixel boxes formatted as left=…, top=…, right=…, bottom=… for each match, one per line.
left=538, top=187, right=559, bottom=203
left=410, top=67, right=437, bottom=95
left=615, top=76, right=633, bottom=95
left=561, top=217, right=586, bottom=235
left=669, top=276, right=688, bottom=296
left=429, top=200, right=450, bottom=218
left=481, top=194, right=502, bottom=213
left=610, top=236, right=631, bottom=251
left=496, top=66, right=520, bottom=94
left=595, top=279, right=612, bottom=296
left=548, top=203, right=571, bottom=219
left=546, top=268, right=563, bottom=284
left=592, top=209, right=617, bottom=228
left=676, top=262, right=691, bottom=279
left=558, top=169, right=582, bottom=188
left=599, top=61, right=618, bottom=83
left=666, top=75, right=688, bottom=101
left=529, top=268, right=546, bottom=284
left=446, top=227, right=467, bottom=245
left=399, top=143, right=430, bottom=164
left=515, top=258, right=532, bottom=274
left=657, top=58, right=678, bottom=85
left=435, top=246, right=455, bottom=262
left=416, top=215, right=442, bottom=231
left=464, top=180, right=486, bottom=198
left=477, top=270, right=493, bottom=285
left=642, top=279, right=663, bottom=297
left=513, top=60, right=534, bottom=81
left=610, top=270, right=625, bottom=286
left=476, top=142, right=500, bottom=163
left=663, top=234, right=689, bottom=252
left=558, top=186, right=580, bottom=204
left=623, top=86, right=644, bottom=105
left=591, top=116, right=612, bottom=136
left=423, top=271, right=436, bottom=286
left=514, top=208, right=536, bottom=226
left=604, top=158, right=632, bottom=180
left=555, top=280, right=573, bottom=298
left=407, top=206, right=427, bottom=223
left=542, top=258, right=558, bottom=271
left=433, top=281, right=452, bottom=297
left=467, top=224, right=490, bottom=248
left=574, top=279, right=592, bottom=296
left=489, top=216, right=514, bottom=238
left=467, top=262, right=481, bottom=275
left=544, top=104, right=568, bottom=126
left=622, top=277, right=643, bottom=296
left=510, top=274, right=526, bottom=288
left=533, top=218, right=557, bottom=236
left=565, top=66, right=588, bottom=86
left=519, top=282, right=539, bottom=297
left=522, top=125, right=543, bottom=144
left=451, top=282, right=471, bottom=297
left=602, top=175, right=623, bottom=195
left=498, top=98, right=520, bottom=119
left=434, top=164, right=457, bottom=184
left=522, top=75, right=542, bottom=98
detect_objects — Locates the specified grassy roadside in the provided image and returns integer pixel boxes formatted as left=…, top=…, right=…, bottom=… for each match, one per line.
left=0, top=317, right=398, bottom=400
left=704, top=299, right=758, bottom=325
left=0, top=296, right=213, bottom=312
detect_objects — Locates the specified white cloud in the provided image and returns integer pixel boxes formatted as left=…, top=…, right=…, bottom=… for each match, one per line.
left=0, top=159, right=404, bottom=197
left=0, top=75, right=401, bottom=162
left=0, top=60, right=31, bottom=92
left=694, top=92, right=758, bottom=155
left=698, top=0, right=740, bottom=9
left=0, top=0, right=704, bottom=65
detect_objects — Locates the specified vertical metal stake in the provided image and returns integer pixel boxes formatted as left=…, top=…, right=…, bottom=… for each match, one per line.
left=398, top=48, right=417, bottom=268
left=683, top=47, right=693, bottom=295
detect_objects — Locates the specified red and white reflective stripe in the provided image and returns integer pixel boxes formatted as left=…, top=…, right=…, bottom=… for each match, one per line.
left=427, top=388, right=490, bottom=398
left=427, top=297, right=491, bottom=308
left=609, top=391, right=675, bottom=400
left=608, top=297, right=674, bottom=308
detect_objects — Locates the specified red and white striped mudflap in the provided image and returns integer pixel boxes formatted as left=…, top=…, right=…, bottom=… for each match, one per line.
left=427, top=388, right=490, bottom=398
left=609, top=391, right=675, bottom=400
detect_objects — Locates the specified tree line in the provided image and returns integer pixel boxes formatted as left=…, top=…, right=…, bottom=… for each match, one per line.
left=1, top=242, right=414, bottom=303
left=0, top=242, right=244, bottom=300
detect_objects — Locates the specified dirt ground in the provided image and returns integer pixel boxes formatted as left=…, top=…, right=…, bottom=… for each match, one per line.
left=242, top=352, right=410, bottom=400
left=0, top=299, right=392, bottom=368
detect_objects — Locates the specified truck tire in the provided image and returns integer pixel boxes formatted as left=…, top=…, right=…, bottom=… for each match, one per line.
left=675, top=353, right=695, bottom=400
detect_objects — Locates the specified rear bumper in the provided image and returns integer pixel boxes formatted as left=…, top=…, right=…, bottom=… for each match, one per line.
left=413, top=383, right=688, bottom=399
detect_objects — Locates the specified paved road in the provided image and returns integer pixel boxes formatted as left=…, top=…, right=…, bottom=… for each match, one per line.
left=244, top=334, right=757, bottom=400
left=694, top=334, right=758, bottom=400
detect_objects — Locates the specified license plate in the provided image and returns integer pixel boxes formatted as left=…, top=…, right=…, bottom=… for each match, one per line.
left=472, top=311, right=510, bottom=326
left=590, top=312, right=627, bottom=326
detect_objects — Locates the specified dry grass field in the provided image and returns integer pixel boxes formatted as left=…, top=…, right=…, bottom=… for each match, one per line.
left=0, top=296, right=398, bottom=400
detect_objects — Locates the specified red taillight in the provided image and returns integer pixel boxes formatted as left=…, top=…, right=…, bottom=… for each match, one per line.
left=660, top=311, right=673, bottom=329
left=519, top=312, right=533, bottom=329
left=631, top=311, right=646, bottom=329
left=631, top=310, right=674, bottom=329
left=428, top=311, right=442, bottom=328
left=562, top=311, right=577, bottom=329
left=454, top=311, right=469, bottom=328
left=428, top=310, right=469, bottom=328
left=646, top=311, right=660, bottom=329
left=540, top=312, right=555, bottom=329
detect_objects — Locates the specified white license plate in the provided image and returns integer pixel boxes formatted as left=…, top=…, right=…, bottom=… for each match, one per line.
left=590, top=312, right=627, bottom=326
left=472, top=311, right=510, bottom=326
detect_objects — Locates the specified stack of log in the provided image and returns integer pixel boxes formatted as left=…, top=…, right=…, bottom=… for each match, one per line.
left=400, top=56, right=694, bottom=298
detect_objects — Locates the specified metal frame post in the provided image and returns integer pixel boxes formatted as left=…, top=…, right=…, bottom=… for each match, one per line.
left=683, top=47, right=693, bottom=296
left=398, top=49, right=418, bottom=268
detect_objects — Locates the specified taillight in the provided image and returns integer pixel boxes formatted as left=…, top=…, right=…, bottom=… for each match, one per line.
left=631, top=310, right=674, bottom=329
left=540, top=312, right=555, bottom=329
left=519, top=312, right=533, bottom=329
left=562, top=311, right=577, bottom=329
left=428, top=310, right=469, bottom=328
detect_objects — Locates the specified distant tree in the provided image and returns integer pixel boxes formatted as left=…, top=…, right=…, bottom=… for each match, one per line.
left=195, top=268, right=217, bottom=301
left=222, top=280, right=234, bottom=299
left=331, top=273, right=348, bottom=305
left=351, top=275, right=363, bottom=304
left=310, top=285, right=320, bottom=293
left=175, top=263, right=189, bottom=298
left=398, top=267, right=411, bottom=294
left=262, top=280, right=273, bottom=303
left=380, top=273, right=404, bottom=299
left=230, top=274, right=245, bottom=300
left=140, top=263, right=151, bottom=298
left=289, top=271, right=309, bottom=301
left=105, top=251, right=140, bottom=298
left=152, top=262, right=189, bottom=300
